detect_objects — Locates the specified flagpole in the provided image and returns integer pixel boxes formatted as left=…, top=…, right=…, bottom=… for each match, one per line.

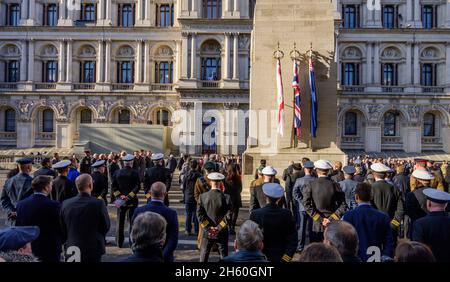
left=309, top=42, right=313, bottom=151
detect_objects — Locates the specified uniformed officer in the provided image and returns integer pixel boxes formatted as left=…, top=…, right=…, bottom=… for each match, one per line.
left=250, top=183, right=297, bottom=262
left=412, top=188, right=450, bottom=262
left=1, top=158, right=34, bottom=225
left=32, top=157, right=56, bottom=178
left=80, top=150, right=93, bottom=174
left=250, top=166, right=286, bottom=213
left=144, top=153, right=171, bottom=205
left=339, top=166, right=358, bottom=211
left=292, top=161, right=316, bottom=252
left=302, top=160, right=347, bottom=243
left=112, top=154, right=140, bottom=248
left=370, top=162, right=404, bottom=244
left=51, top=160, right=78, bottom=203
left=107, top=155, right=121, bottom=203
left=91, top=160, right=109, bottom=204
left=197, top=172, right=232, bottom=262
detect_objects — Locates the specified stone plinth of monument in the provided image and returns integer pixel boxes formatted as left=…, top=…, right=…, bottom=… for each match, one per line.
left=242, top=0, right=346, bottom=197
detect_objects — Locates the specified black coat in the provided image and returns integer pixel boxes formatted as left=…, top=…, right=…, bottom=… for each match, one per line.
left=250, top=203, right=297, bottom=262
left=302, top=177, right=347, bottom=232
left=250, top=183, right=286, bottom=213
left=144, top=165, right=172, bottom=194
left=16, top=193, right=62, bottom=262
left=1, top=173, right=33, bottom=215
left=51, top=175, right=77, bottom=203
left=405, top=187, right=428, bottom=223
left=392, top=173, right=410, bottom=201
left=412, top=211, right=450, bottom=262
left=183, top=170, right=202, bottom=204
left=371, top=180, right=404, bottom=223
left=224, top=177, right=243, bottom=209
left=112, top=166, right=140, bottom=206
left=197, top=189, right=232, bottom=240
left=60, top=193, right=110, bottom=262
left=80, top=156, right=92, bottom=174
left=33, top=167, right=56, bottom=178
left=91, top=171, right=108, bottom=200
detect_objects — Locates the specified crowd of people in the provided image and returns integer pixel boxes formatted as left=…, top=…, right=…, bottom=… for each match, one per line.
left=0, top=150, right=449, bottom=263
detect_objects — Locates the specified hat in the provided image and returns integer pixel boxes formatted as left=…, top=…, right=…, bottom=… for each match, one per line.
left=303, top=161, right=315, bottom=169
left=52, top=160, right=71, bottom=169
left=314, top=160, right=333, bottom=170
left=423, top=188, right=450, bottom=204
left=354, top=159, right=362, bottom=165
left=204, top=161, right=216, bottom=171
left=151, top=153, right=164, bottom=161
left=122, top=154, right=135, bottom=162
left=207, top=172, right=225, bottom=181
left=91, top=160, right=106, bottom=168
left=262, top=183, right=285, bottom=199
left=343, top=166, right=356, bottom=174
left=0, top=226, right=40, bottom=252
left=370, top=163, right=391, bottom=173
left=257, top=165, right=265, bottom=173
left=261, top=166, right=277, bottom=176
left=412, top=169, right=435, bottom=180
left=16, top=157, right=33, bottom=165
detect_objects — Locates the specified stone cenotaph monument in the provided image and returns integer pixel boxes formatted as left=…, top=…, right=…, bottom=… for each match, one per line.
left=243, top=0, right=346, bottom=191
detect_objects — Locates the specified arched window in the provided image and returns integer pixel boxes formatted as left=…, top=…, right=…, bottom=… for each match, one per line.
left=344, top=112, right=357, bottom=136
left=154, top=109, right=170, bottom=126
left=203, top=0, right=221, bottom=19
left=383, top=112, right=397, bottom=136
left=80, top=109, right=92, bottom=124
left=42, top=109, right=54, bottom=132
left=4, top=109, right=16, bottom=132
left=118, top=109, right=131, bottom=124
left=201, top=40, right=221, bottom=81
left=423, top=113, right=435, bottom=137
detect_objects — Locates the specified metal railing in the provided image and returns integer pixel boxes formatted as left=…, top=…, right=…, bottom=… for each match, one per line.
left=200, top=80, right=221, bottom=88
left=151, top=83, right=174, bottom=91
left=0, top=83, right=18, bottom=89
left=111, top=83, right=134, bottom=90
left=73, top=83, right=95, bottom=90
left=382, top=86, right=405, bottom=93
left=35, top=83, right=57, bottom=90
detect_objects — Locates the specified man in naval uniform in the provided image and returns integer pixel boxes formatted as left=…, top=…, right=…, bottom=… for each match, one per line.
left=144, top=153, right=171, bottom=205
left=91, top=160, right=109, bottom=205
left=51, top=160, right=78, bottom=203
left=338, top=166, right=359, bottom=211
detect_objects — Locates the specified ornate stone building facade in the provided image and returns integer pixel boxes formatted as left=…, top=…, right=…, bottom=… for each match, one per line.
left=0, top=0, right=253, bottom=154
left=337, top=0, right=450, bottom=153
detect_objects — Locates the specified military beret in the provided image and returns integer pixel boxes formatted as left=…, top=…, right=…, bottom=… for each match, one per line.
left=423, top=188, right=450, bottom=204
left=151, top=153, right=164, bottom=161
left=314, top=160, right=333, bottom=170
left=0, top=226, right=40, bottom=252
left=262, top=183, right=285, bottom=199
left=16, top=157, right=33, bottom=165
left=343, top=166, right=356, bottom=174
left=203, top=162, right=216, bottom=171
left=122, top=154, right=135, bottom=162
left=207, top=172, right=225, bottom=181
left=370, top=163, right=391, bottom=173
left=262, top=166, right=277, bottom=176
left=52, top=160, right=71, bottom=169
left=303, top=161, right=314, bottom=169
left=91, top=160, right=106, bottom=168
left=412, top=169, right=434, bottom=180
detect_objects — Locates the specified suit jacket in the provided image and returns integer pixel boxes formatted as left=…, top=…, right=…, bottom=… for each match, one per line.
left=60, top=193, right=110, bottom=262
left=197, top=188, right=232, bottom=240
left=1, top=173, right=33, bottom=215
left=250, top=203, right=297, bottom=262
left=16, top=193, right=62, bottom=262
left=132, top=200, right=179, bottom=262
left=123, top=245, right=164, bottom=262
left=343, top=204, right=394, bottom=262
left=51, top=175, right=77, bottom=203
left=412, top=211, right=450, bottom=262
left=302, top=177, right=347, bottom=232
left=143, top=165, right=171, bottom=194
left=293, top=174, right=316, bottom=212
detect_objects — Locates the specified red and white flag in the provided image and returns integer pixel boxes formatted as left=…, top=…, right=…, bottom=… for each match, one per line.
left=276, top=58, right=285, bottom=137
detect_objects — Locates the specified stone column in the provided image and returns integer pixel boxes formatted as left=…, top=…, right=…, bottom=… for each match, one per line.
left=413, top=43, right=420, bottom=85
left=58, top=0, right=66, bottom=20
left=16, top=120, right=35, bottom=148
left=232, top=33, right=239, bottom=80
left=28, top=0, right=36, bottom=24
left=446, top=43, right=450, bottom=88
left=144, top=40, right=150, bottom=83
left=181, top=32, right=189, bottom=79
left=446, top=0, right=450, bottom=28
left=223, top=33, right=231, bottom=80
left=190, top=33, right=197, bottom=79
left=58, top=40, right=65, bottom=82
left=406, top=0, right=413, bottom=23
left=27, top=40, right=34, bottom=82
left=174, top=40, right=181, bottom=83
left=20, top=40, right=27, bottom=81
left=20, top=0, right=29, bottom=23
left=96, top=40, right=104, bottom=83
left=97, top=0, right=104, bottom=21
left=233, top=0, right=240, bottom=17
left=366, top=42, right=372, bottom=84
left=136, top=0, right=143, bottom=22
left=135, top=40, right=143, bottom=83
left=406, top=42, right=413, bottom=85
left=192, top=0, right=199, bottom=17
left=105, top=40, right=111, bottom=83
left=373, top=43, right=380, bottom=85
left=144, top=0, right=151, bottom=24
left=66, top=40, right=72, bottom=82
left=414, top=0, right=422, bottom=27
left=105, top=0, right=112, bottom=24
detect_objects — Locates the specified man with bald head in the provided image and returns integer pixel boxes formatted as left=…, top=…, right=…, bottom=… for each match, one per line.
left=60, top=174, right=110, bottom=262
left=132, top=182, right=179, bottom=262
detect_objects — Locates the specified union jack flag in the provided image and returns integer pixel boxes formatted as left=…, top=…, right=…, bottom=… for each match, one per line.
left=292, top=60, right=302, bottom=138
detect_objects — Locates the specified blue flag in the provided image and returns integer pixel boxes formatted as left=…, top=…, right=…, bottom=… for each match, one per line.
left=309, top=58, right=318, bottom=138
